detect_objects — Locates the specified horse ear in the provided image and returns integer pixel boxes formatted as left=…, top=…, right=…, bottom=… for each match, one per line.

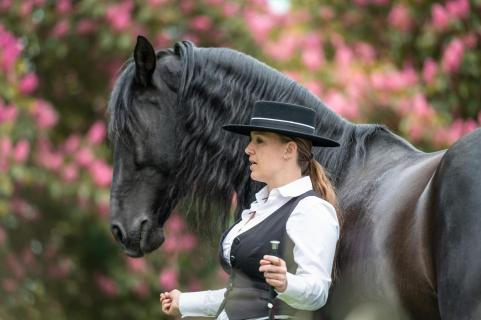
left=134, top=35, right=156, bottom=87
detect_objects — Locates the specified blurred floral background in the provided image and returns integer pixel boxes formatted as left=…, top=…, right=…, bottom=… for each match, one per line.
left=0, top=0, right=480, bottom=319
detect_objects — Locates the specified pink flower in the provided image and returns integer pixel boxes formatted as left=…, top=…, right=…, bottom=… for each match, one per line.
left=77, top=19, right=97, bottom=35
left=407, top=122, right=423, bottom=141
left=0, top=102, right=18, bottom=123
left=61, top=163, right=78, bottom=182
left=190, top=16, right=212, bottom=32
left=462, top=33, right=477, bottom=48
left=126, top=257, right=148, bottom=273
left=159, top=268, right=178, bottom=291
left=431, top=4, right=450, bottom=31
left=180, top=233, right=197, bottom=251
left=335, top=45, right=353, bottom=68
left=75, top=147, right=94, bottom=167
left=162, top=237, right=179, bottom=253
left=180, top=0, right=194, bottom=13
left=48, top=258, right=73, bottom=279
left=2, top=278, right=17, bottom=293
left=89, top=160, right=113, bottom=187
left=245, top=10, right=275, bottom=44
left=19, top=72, right=38, bottom=94
left=412, top=94, right=434, bottom=119
left=148, top=0, right=167, bottom=6
left=134, top=281, right=150, bottom=298
left=301, top=34, right=324, bottom=70
left=0, top=0, right=12, bottom=12
left=166, top=214, right=185, bottom=233
left=13, top=139, right=30, bottom=163
left=20, top=0, right=34, bottom=17
left=0, top=26, right=23, bottom=72
left=36, top=139, right=64, bottom=170
left=87, top=121, right=106, bottom=145
left=106, top=1, right=133, bottom=32
left=389, top=4, right=412, bottom=32
left=56, top=0, right=71, bottom=13
left=222, top=2, right=239, bottom=17
left=303, top=81, right=322, bottom=97
left=95, top=273, right=118, bottom=297
left=354, top=42, right=376, bottom=63
left=442, top=38, right=465, bottom=73
left=63, top=134, right=81, bottom=153
left=422, top=58, right=438, bottom=85
left=264, top=34, right=298, bottom=62
left=32, top=100, right=58, bottom=129
left=51, top=19, right=70, bottom=38
left=446, top=0, right=470, bottom=20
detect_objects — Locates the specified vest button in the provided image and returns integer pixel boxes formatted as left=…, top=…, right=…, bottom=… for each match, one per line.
left=230, top=255, right=236, bottom=265
left=234, top=237, right=240, bottom=245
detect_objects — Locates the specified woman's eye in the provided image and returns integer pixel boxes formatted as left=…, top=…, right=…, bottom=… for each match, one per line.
left=256, top=138, right=263, bottom=143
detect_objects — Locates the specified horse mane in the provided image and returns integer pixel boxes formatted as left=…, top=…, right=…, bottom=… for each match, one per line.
left=107, top=40, right=400, bottom=240
left=172, top=41, right=393, bottom=238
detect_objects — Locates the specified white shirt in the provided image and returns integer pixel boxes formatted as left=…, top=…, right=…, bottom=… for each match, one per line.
left=179, top=176, right=339, bottom=319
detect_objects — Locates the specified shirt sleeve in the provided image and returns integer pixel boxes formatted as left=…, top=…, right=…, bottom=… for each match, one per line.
left=179, top=288, right=227, bottom=318
left=275, top=196, right=339, bottom=310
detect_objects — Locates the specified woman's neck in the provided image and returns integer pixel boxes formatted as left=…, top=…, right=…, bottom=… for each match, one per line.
left=266, top=169, right=303, bottom=194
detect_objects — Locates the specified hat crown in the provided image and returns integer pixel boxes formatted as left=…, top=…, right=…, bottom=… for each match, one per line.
left=251, top=101, right=315, bottom=129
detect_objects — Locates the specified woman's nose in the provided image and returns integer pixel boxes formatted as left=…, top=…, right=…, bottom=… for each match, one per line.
left=245, top=142, right=253, bottom=155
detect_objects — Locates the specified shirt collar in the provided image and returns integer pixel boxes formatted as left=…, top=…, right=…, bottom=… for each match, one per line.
left=254, top=176, right=313, bottom=203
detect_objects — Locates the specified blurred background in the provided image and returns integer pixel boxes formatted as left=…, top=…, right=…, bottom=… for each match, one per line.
left=0, top=0, right=480, bottom=319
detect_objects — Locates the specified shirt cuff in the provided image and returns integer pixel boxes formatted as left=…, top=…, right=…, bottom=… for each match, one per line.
left=179, top=289, right=226, bottom=318
left=275, top=272, right=306, bottom=303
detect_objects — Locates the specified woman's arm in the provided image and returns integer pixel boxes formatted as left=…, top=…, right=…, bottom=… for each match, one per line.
left=275, top=196, right=339, bottom=310
left=179, top=288, right=227, bottom=317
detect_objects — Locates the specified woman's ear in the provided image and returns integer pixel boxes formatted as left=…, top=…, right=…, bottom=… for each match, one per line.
left=284, top=141, right=298, bottom=159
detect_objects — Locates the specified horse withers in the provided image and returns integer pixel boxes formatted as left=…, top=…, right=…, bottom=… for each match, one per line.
left=107, top=36, right=481, bottom=319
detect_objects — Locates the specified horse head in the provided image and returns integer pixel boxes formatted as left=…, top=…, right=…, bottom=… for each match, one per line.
left=107, top=36, right=183, bottom=257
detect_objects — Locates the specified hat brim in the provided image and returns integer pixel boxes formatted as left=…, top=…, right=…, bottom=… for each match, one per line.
left=222, top=124, right=340, bottom=147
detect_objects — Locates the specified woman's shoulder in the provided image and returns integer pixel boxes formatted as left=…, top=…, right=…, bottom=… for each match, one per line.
left=290, top=195, right=338, bottom=224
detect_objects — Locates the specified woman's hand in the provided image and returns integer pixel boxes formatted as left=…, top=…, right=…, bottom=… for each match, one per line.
left=160, top=289, right=181, bottom=316
left=259, top=255, right=288, bottom=293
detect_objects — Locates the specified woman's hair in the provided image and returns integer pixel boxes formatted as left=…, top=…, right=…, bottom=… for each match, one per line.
left=278, top=134, right=342, bottom=281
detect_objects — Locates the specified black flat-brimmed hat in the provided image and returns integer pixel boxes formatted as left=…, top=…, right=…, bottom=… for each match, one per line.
left=222, top=101, right=340, bottom=147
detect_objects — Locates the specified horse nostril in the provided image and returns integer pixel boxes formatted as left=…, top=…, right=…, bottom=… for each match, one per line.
left=111, top=224, right=126, bottom=245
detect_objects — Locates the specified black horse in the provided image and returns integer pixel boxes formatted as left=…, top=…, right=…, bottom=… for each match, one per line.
left=107, top=36, right=481, bottom=319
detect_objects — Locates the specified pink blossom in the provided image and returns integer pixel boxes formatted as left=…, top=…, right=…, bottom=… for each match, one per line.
left=0, top=0, right=11, bottom=11
left=180, top=233, right=197, bottom=251
left=20, top=0, right=34, bottom=17
left=223, top=2, right=239, bottom=17
left=0, top=103, right=18, bottom=123
left=87, top=121, right=106, bottom=145
left=301, top=34, right=324, bottom=70
left=388, top=4, right=412, bottom=32
left=462, top=33, right=477, bottom=48
left=354, top=42, right=376, bottom=63
left=32, top=100, right=58, bottom=129
left=412, top=94, right=434, bottom=119
left=446, top=0, right=470, bottom=20
left=422, top=58, right=438, bottom=85
left=126, top=257, right=148, bottom=273
left=264, top=35, right=298, bottom=62
left=36, top=139, right=63, bottom=170
left=431, top=4, right=450, bottom=31
left=162, top=237, right=179, bottom=253
left=244, top=10, right=275, bottom=44
left=48, top=258, right=73, bottom=279
left=324, top=91, right=359, bottom=119
left=56, top=0, right=71, bottom=13
left=407, top=122, right=424, bottom=141
left=13, top=139, right=30, bottom=163
left=51, top=19, right=70, bottom=38
left=0, top=26, right=23, bottom=72
left=148, top=0, right=167, bottom=6
left=61, top=163, right=78, bottom=182
left=166, top=214, right=185, bottom=233
left=335, top=45, right=353, bottom=68
left=2, top=278, right=17, bottom=293
left=464, top=119, right=477, bottom=134
left=106, top=1, right=133, bottom=32
left=447, top=119, right=465, bottom=142
left=442, top=38, right=465, bottom=73
left=134, top=281, right=150, bottom=298
left=180, top=0, right=194, bottom=13
left=318, top=6, right=334, bottom=20
left=97, top=201, right=109, bottom=218
left=95, top=273, right=118, bottom=297
left=63, top=134, right=81, bottom=153
left=159, top=268, right=178, bottom=291
left=0, top=226, right=6, bottom=246
left=77, top=19, right=97, bottom=35
left=75, top=147, right=94, bottom=167
left=89, top=160, right=113, bottom=187
left=190, top=16, right=212, bottom=32
left=19, top=72, right=39, bottom=94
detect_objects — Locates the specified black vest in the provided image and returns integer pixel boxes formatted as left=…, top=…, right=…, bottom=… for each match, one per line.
left=218, top=190, right=319, bottom=320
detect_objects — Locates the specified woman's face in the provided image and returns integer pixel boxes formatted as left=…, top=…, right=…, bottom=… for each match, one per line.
left=244, top=131, right=288, bottom=184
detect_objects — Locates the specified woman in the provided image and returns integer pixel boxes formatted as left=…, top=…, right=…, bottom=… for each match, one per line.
left=160, top=101, right=341, bottom=319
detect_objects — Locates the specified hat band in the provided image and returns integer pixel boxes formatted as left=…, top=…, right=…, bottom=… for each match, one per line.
left=250, top=117, right=315, bottom=134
